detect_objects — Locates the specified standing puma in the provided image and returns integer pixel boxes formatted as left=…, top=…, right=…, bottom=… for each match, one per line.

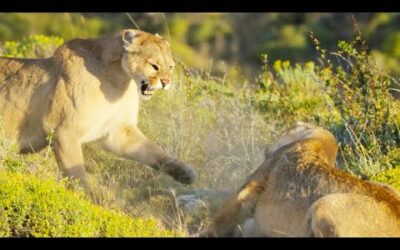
left=0, top=29, right=197, bottom=189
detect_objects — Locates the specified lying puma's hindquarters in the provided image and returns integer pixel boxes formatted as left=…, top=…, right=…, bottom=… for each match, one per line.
left=0, top=29, right=197, bottom=188
left=200, top=122, right=400, bottom=237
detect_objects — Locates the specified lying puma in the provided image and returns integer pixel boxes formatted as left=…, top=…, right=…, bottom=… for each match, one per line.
left=199, top=122, right=400, bottom=237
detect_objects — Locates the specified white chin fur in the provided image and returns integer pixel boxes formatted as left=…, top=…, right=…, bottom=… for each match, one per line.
left=152, top=81, right=163, bottom=90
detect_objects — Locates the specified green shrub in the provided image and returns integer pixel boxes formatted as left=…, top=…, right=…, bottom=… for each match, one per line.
left=371, top=148, right=400, bottom=191
left=0, top=35, right=63, bottom=58
left=254, top=57, right=331, bottom=126
left=254, top=31, right=400, bottom=178
left=370, top=167, right=400, bottom=192
left=0, top=172, right=177, bottom=237
left=314, top=32, right=399, bottom=176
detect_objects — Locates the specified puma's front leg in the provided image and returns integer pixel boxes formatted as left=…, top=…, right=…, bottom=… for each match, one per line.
left=102, top=124, right=197, bottom=184
left=197, top=161, right=272, bottom=237
left=52, top=131, right=89, bottom=189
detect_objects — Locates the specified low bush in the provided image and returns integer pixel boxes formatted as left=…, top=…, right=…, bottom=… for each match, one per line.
left=0, top=172, right=177, bottom=237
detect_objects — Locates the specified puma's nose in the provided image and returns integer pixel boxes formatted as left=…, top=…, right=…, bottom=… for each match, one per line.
left=161, top=78, right=170, bottom=88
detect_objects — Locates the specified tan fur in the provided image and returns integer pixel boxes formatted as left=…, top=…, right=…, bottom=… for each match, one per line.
left=199, top=122, right=400, bottom=237
left=0, top=29, right=197, bottom=189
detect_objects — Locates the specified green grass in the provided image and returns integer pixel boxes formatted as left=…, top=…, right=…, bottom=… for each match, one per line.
left=0, top=172, right=178, bottom=237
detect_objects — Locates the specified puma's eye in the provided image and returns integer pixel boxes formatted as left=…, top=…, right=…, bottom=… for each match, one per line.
left=150, top=63, right=159, bottom=71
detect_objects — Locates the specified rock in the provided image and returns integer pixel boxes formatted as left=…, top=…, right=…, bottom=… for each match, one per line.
left=177, top=188, right=231, bottom=214
left=177, top=194, right=207, bottom=212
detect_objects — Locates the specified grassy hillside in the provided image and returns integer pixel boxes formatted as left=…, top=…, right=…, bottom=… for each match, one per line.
left=0, top=31, right=399, bottom=236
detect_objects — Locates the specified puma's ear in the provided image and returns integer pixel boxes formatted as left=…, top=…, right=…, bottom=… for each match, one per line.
left=122, top=30, right=138, bottom=44
left=155, top=33, right=162, bottom=38
left=122, top=30, right=139, bottom=52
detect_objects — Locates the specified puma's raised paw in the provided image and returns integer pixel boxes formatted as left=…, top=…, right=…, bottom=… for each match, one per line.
left=161, top=158, right=197, bottom=185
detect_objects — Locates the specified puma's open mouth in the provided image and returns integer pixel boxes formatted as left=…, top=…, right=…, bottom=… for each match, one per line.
left=140, top=81, right=154, bottom=96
